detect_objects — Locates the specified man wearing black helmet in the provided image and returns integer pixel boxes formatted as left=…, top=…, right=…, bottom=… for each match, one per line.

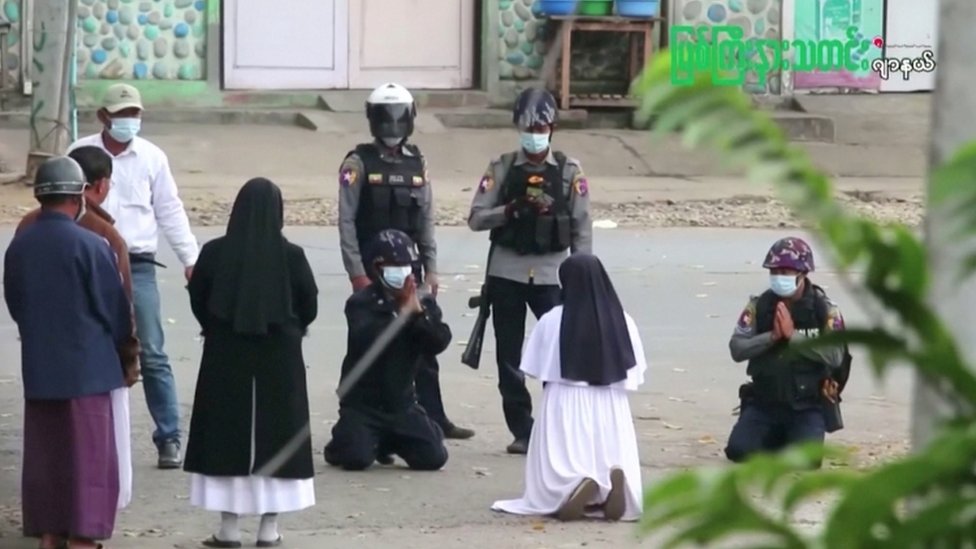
left=5, top=156, right=132, bottom=549
left=336, top=82, right=473, bottom=441
left=467, top=87, right=593, bottom=454
left=323, top=229, right=452, bottom=471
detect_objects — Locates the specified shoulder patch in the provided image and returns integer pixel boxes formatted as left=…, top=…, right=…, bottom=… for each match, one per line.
left=735, top=297, right=758, bottom=331
left=478, top=171, right=495, bottom=193
left=339, top=166, right=358, bottom=187
left=572, top=170, right=589, bottom=197
left=825, top=304, right=845, bottom=331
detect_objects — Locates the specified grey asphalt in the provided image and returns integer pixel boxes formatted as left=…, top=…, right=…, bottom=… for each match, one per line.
left=0, top=226, right=912, bottom=548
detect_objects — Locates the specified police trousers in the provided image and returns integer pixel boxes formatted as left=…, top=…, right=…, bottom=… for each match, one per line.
left=488, top=276, right=562, bottom=441
left=323, top=404, right=448, bottom=471
left=724, top=402, right=826, bottom=467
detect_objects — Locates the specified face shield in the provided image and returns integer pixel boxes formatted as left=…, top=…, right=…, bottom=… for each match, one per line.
left=367, top=102, right=415, bottom=141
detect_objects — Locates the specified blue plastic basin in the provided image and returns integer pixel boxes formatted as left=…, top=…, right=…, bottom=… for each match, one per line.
left=537, top=0, right=577, bottom=15
left=616, top=0, right=659, bottom=17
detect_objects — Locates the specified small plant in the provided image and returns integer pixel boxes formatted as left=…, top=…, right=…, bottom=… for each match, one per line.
left=632, top=52, right=976, bottom=548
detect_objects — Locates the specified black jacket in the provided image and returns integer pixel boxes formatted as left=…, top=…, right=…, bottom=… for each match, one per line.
left=339, top=284, right=451, bottom=412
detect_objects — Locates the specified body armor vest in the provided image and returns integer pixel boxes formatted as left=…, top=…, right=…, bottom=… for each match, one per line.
left=747, top=283, right=831, bottom=410
left=350, top=143, right=426, bottom=251
left=489, top=151, right=572, bottom=255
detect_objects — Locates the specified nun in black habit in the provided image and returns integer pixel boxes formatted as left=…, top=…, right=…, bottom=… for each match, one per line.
left=184, top=178, right=319, bottom=548
left=491, top=254, right=648, bottom=522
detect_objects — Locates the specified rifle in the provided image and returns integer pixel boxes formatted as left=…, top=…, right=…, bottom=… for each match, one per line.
left=461, top=241, right=496, bottom=370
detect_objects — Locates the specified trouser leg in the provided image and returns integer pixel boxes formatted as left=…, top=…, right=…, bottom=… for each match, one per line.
left=489, top=277, right=533, bottom=441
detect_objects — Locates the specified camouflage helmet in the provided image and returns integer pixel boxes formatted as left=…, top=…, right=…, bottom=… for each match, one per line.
left=762, top=237, right=815, bottom=273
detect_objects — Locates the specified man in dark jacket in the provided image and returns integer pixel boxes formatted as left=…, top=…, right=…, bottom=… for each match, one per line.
left=5, top=156, right=132, bottom=549
left=323, top=229, right=452, bottom=471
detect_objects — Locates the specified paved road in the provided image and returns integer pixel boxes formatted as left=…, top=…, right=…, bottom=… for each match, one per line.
left=0, top=227, right=912, bottom=548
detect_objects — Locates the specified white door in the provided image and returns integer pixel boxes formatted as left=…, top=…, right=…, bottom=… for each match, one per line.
left=880, top=0, right=937, bottom=92
left=348, top=0, right=475, bottom=89
left=224, top=0, right=349, bottom=89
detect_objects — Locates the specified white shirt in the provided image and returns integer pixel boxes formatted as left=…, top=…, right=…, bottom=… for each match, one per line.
left=69, top=133, right=199, bottom=267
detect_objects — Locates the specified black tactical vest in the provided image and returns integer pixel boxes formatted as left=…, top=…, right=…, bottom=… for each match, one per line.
left=747, top=282, right=831, bottom=410
left=349, top=143, right=426, bottom=249
left=489, top=151, right=572, bottom=255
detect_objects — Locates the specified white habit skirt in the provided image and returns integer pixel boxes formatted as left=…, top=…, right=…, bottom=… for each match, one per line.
left=189, top=381, right=315, bottom=515
left=491, top=382, right=644, bottom=521
left=111, top=387, right=132, bottom=510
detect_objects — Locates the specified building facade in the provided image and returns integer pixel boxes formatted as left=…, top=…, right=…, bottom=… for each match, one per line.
left=0, top=0, right=936, bottom=109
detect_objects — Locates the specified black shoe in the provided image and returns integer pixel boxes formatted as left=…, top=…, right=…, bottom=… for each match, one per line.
left=158, top=440, right=182, bottom=469
left=441, top=423, right=475, bottom=440
left=376, top=454, right=395, bottom=465
left=506, top=438, right=529, bottom=454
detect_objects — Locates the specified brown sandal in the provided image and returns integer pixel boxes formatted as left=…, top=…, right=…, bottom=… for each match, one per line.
left=603, top=468, right=627, bottom=521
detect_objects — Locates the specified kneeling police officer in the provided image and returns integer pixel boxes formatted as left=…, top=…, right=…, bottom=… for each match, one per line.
left=323, top=229, right=452, bottom=471
left=724, top=237, right=849, bottom=466
left=336, top=82, right=473, bottom=440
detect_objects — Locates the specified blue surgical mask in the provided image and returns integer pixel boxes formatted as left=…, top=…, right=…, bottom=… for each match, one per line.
left=770, top=274, right=799, bottom=297
left=520, top=132, right=550, bottom=154
left=382, top=266, right=412, bottom=289
left=108, top=117, right=141, bottom=143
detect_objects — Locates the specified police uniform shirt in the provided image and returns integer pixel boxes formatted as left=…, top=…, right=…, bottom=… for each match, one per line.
left=337, top=143, right=436, bottom=279
left=468, top=149, right=593, bottom=285
left=729, top=292, right=847, bottom=369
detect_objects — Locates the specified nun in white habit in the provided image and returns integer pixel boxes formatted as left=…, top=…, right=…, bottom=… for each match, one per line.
left=492, top=253, right=647, bottom=522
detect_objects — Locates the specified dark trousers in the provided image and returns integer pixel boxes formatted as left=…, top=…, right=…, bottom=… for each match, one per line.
left=323, top=404, right=448, bottom=471
left=489, top=275, right=562, bottom=441
left=724, top=404, right=826, bottom=466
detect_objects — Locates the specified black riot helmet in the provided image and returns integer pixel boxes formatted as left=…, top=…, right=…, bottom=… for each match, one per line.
left=33, top=155, right=87, bottom=198
left=512, top=87, right=558, bottom=130
left=366, top=83, right=417, bottom=146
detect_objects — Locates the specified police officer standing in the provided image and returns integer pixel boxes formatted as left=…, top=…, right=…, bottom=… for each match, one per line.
left=467, top=88, right=593, bottom=454
left=724, top=237, right=847, bottom=466
left=337, top=82, right=473, bottom=440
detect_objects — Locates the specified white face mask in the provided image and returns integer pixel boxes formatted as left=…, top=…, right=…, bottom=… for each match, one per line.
left=108, top=117, right=141, bottom=142
left=381, top=137, right=403, bottom=148
left=520, top=132, right=550, bottom=154
left=770, top=274, right=799, bottom=297
left=381, top=265, right=412, bottom=289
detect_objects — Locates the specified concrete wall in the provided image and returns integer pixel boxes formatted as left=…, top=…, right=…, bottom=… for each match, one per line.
left=673, top=0, right=783, bottom=94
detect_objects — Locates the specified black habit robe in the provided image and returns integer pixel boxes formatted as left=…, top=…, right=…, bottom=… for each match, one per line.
left=183, top=178, right=319, bottom=479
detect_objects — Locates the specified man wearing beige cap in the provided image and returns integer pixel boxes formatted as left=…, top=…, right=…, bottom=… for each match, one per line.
left=68, top=83, right=200, bottom=470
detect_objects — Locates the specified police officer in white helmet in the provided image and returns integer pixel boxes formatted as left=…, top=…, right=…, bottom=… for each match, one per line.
left=335, top=83, right=474, bottom=447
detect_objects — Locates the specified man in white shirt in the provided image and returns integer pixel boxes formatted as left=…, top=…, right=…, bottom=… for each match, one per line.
left=68, top=83, right=199, bottom=470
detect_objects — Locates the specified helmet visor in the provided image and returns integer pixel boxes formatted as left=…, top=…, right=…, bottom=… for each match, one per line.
left=368, top=103, right=413, bottom=138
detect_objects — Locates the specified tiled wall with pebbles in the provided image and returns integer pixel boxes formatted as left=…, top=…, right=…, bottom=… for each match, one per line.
left=673, top=0, right=784, bottom=94
left=498, top=0, right=631, bottom=90
left=0, top=0, right=207, bottom=86
left=77, top=0, right=207, bottom=80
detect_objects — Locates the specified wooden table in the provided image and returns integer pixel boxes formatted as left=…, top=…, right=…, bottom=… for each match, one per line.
left=546, top=15, right=662, bottom=110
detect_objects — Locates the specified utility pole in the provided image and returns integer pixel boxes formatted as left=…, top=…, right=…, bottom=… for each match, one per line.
left=24, top=0, right=77, bottom=183
left=911, top=0, right=976, bottom=449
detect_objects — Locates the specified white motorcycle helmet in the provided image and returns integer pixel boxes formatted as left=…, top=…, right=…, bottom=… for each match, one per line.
left=366, top=83, right=417, bottom=148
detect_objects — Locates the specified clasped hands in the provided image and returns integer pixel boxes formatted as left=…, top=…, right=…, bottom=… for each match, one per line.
left=772, top=301, right=839, bottom=402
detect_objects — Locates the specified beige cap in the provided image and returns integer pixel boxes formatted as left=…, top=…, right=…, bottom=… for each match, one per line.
left=103, top=83, right=143, bottom=113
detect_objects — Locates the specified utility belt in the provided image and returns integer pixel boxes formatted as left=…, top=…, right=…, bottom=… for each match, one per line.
left=129, top=252, right=167, bottom=268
